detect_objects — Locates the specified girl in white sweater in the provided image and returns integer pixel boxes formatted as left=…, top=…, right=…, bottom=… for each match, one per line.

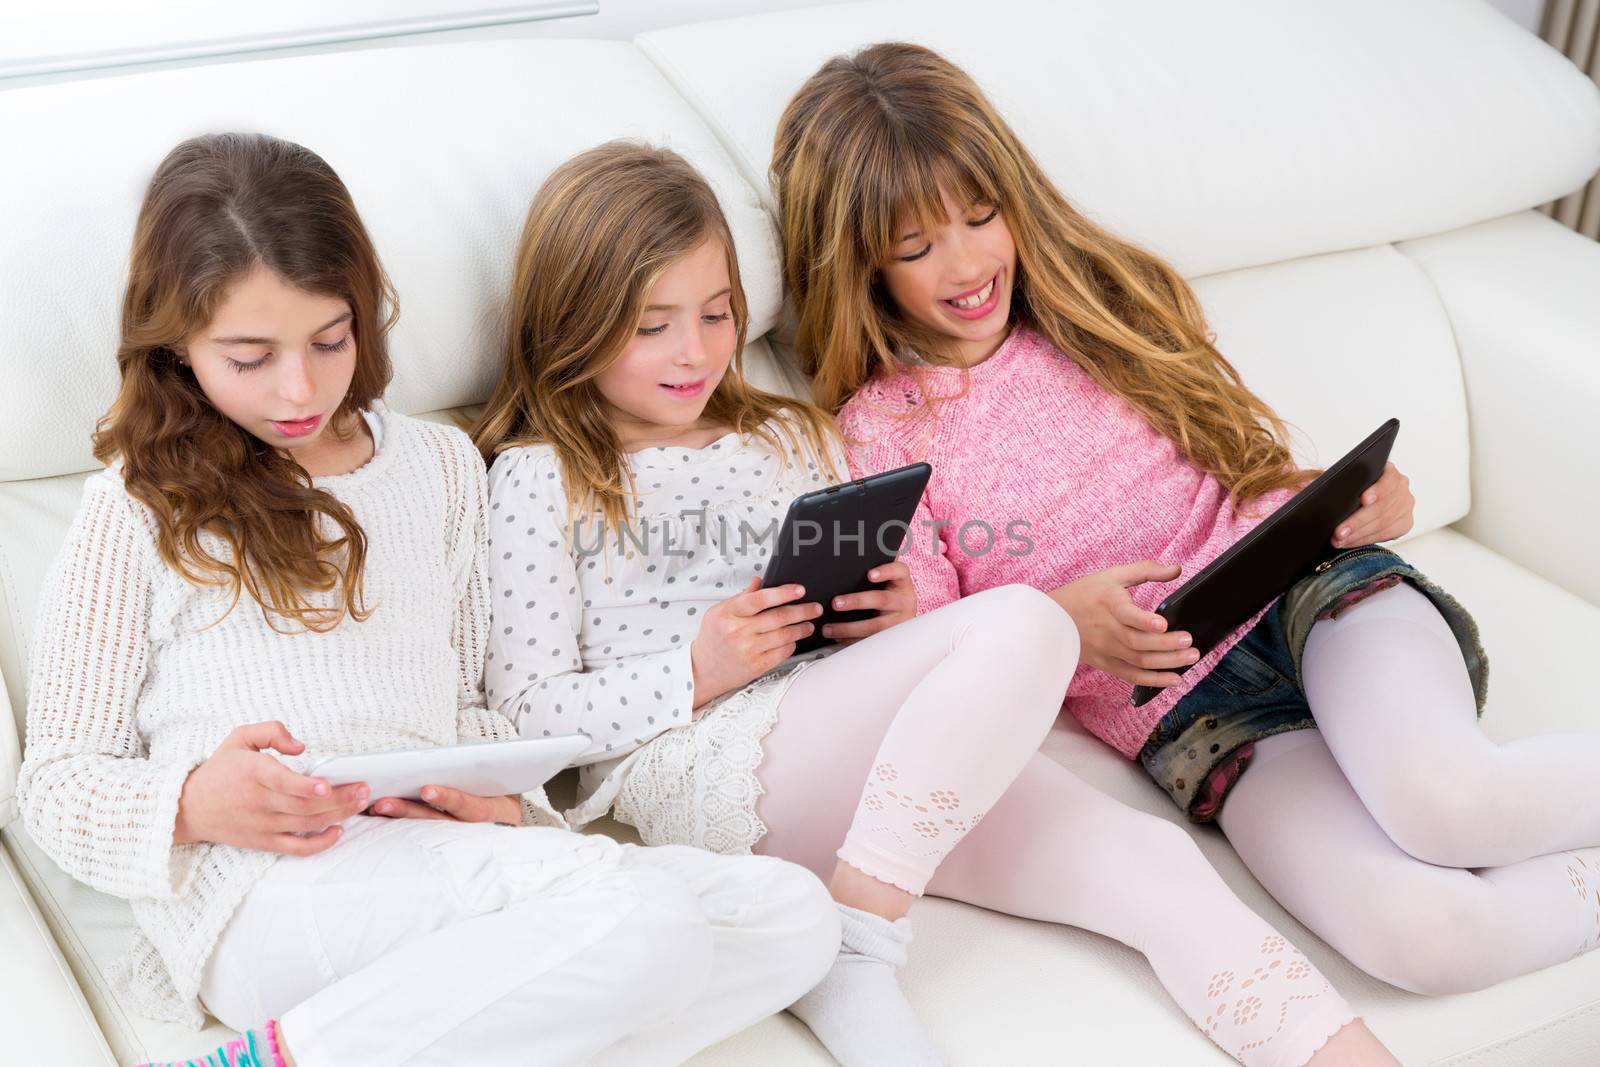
left=17, top=132, right=838, bottom=1067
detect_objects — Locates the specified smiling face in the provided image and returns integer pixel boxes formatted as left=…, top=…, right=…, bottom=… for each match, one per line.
left=594, top=235, right=738, bottom=449
left=182, top=265, right=367, bottom=474
left=878, top=183, right=1018, bottom=367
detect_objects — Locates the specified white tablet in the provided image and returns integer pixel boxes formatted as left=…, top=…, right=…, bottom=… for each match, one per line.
left=308, top=734, right=590, bottom=802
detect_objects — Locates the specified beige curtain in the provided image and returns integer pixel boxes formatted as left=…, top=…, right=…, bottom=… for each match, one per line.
left=1542, top=0, right=1600, bottom=238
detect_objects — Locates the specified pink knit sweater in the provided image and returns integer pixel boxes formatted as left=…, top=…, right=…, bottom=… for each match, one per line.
left=837, top=326, right=1295, bottom=759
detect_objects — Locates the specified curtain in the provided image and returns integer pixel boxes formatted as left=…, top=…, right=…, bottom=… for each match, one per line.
left=1542, top=0, right=1600, bottom=238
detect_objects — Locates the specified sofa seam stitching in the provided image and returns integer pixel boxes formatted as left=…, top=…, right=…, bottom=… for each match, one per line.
left=1431, top=998, right=1600, bottom=1064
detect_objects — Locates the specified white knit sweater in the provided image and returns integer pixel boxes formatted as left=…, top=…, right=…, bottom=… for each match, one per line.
left=17, top=406, right=561, bottom=1026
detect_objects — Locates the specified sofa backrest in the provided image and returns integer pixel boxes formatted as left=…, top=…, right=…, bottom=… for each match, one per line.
left=0, top=38, right=790, bottom=486
left=640, top=0, right=1600, bottom=279
left=3, top=0, right=1598, bottom=820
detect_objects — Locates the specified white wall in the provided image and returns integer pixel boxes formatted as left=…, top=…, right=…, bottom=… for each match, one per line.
left=0, top=0, right=838, bottom=90
left=486, top=0, right=840, bottom=38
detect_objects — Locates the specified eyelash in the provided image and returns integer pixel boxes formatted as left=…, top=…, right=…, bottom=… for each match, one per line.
left=636, top=312, right=732, bottom=337
left=225, top=335, right=351, bottom=374
left=895, top=208, right=1001, bottom=262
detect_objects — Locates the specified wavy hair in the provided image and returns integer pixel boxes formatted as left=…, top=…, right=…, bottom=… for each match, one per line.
left=92, top=133, right=396, bottom=632
left=772, top=42, right=1313, bottom=505
left=473, top=141, right=842, bottom=534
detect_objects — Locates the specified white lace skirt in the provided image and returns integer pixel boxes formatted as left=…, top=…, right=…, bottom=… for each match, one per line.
left=607, top=659, right=818, bottom=855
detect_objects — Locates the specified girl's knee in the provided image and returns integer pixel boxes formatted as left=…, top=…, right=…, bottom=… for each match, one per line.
left=758, top=862, right=842, bottom=995
left=1112, top=816, right=1217, bottom=900
left=1347, top=923, right=1494, bottom=996
left=1361, top=764, right=1498, bottom=869
left=642, top=852, right=838, bottom=1000
left=1326, top=883, right=1502, bottom=996
left=625, top=894, right=718, bottom=1010
left=968, top=583, right=1079, bottom=665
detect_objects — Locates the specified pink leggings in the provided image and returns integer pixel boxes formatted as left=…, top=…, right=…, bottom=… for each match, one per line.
left=755, top=585, right=1356, bottom=1067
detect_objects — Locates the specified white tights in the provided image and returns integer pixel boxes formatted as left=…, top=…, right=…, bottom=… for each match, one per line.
left=756, top=585, right=1357, bottom=1067
left=1219, top=583, right=1600, bottom=995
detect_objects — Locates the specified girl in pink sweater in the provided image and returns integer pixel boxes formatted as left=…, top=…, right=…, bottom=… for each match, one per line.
left=776, top=39, right=1600, bottom=1023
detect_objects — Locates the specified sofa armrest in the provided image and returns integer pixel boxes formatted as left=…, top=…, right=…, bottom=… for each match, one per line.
left=0, top=834, right=116, bottom=1065
left=1399, top=211, right=1600, bottom=607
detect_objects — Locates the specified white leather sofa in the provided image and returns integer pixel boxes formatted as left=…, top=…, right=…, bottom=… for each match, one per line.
left=3, top=1, right=1599, bottom=1063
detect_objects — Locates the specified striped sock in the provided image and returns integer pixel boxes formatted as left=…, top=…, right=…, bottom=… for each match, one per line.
left=133, top=1018, right=286, bottom=1067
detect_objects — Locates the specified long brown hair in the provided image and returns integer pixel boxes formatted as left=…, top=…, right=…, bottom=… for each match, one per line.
left=473, top=141, right=841, bottom=534
left=93, top=132, right=396, bottom=632
left=773, top=42, right=1312, bottom=506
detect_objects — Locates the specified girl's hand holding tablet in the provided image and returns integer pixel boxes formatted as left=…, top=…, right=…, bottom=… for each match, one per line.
left=690, top=578, right=825, bottom=709
left=1048, top=562, right=1200, bottom=689
left=1333, top=462, right=1414, bottom=549
left=173, top=721, right=370, bottom=856
left=819, top=560, right=917, bottom=645
left=369, top=786, right=522, bottom=825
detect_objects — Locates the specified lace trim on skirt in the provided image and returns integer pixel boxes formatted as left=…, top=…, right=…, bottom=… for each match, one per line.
left=613, top=660, right=816, bottom=854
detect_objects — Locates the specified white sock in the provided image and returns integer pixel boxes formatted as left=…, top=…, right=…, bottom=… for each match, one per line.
left=788, top=903, right=946, bottom=1067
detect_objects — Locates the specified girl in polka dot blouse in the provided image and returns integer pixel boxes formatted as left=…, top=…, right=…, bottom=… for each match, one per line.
left=473, top=142, right=1091, bottom=1066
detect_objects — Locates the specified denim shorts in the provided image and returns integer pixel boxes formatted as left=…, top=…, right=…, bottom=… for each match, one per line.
left=1137, top=545, right=1489, bottom=822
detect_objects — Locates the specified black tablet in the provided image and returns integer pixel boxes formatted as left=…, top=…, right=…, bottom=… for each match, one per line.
left=761, top=462, right=932, bottom=655
left=1130, top=418, right=1400, bottom=708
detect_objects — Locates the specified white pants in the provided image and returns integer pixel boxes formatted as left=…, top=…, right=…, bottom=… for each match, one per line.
left=200, top=816, right=839, bottom=1067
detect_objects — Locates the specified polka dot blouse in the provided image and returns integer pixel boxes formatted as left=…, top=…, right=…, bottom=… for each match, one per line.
left=485, top=419, right=846, bottom=781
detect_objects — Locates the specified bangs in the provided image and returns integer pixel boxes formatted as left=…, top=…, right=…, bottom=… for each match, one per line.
left=858, top=124, right=1007, bottom=264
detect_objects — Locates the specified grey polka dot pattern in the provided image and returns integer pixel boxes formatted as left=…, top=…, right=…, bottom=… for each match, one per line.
left=484, top=425, right=849, bottom=803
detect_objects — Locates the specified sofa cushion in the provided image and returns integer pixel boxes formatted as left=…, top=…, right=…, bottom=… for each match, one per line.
left=7, top=525, right=1599, bottom=1065
left=0, top=470, right=86, bottom=820
left=0, top=839, right=116, bottom=1065
left=1189, top=243, right=1469, bottom=539
left=1399, top=211, right=1600, bottom=607
left=637, top=0, right=1600, bottom=280
left=0, top=37, right=782, bottom=484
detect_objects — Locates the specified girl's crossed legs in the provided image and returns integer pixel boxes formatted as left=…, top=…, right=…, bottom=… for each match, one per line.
left=199, top=815, right=837, bottom=1067
left=756, top=584, right=1370, bottom=1067
left=1220, top=582, right=1600, bottom=996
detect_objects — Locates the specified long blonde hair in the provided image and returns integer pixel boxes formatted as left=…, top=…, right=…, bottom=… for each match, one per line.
left=94, top=133, right=394, bottom=632
left=473, top=141, right=841, bottom=533
left=772, top=42, right=1312, bottom=505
